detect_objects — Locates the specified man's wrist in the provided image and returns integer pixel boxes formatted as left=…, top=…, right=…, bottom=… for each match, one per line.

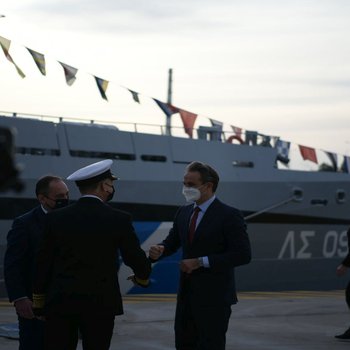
left=13, top=296, right=29, bottom=304
left=198, top=257, right=204, bottom=267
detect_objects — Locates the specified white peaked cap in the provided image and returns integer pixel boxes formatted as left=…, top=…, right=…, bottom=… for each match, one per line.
left=67, top=159, right=118, bottom=186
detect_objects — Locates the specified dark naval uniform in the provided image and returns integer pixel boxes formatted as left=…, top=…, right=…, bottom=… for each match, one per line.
left=33, top=160, right=151, bottom=350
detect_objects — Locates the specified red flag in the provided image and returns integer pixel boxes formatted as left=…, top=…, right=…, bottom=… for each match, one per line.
left=179, top=109, right=197, bottom=138
left=231, top=125, right=242, bottom=138
left=299, top=145, right=318, bottom=164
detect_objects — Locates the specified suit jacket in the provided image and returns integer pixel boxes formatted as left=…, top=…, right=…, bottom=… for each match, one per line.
left=160, top=198, right=251, bottom=306
left=33, top=197, right=151, bottom=316
left=4, top=206, right=46, bottom=302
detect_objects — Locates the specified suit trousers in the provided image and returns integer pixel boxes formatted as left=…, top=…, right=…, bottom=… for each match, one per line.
left=44, top=312, right=115, bottom=350
left=174, top=294, right=232, bottom=350
left=18, top=316, right=45, bottom=350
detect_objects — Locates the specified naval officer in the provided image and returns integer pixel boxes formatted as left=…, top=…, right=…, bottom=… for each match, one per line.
left=32, top=160, right=151, bottom=350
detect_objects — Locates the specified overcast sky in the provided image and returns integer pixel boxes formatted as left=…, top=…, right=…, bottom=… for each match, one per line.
left=1, top=0, right=350, bottom=159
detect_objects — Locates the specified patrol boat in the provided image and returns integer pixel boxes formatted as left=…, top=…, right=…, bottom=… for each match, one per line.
left=0, top=112, right=350, bottom=298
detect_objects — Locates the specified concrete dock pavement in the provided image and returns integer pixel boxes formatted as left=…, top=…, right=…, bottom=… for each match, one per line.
left=1, top=290, right=350, bottom=350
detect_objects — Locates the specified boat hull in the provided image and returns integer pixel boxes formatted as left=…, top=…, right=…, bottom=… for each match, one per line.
left=1, top=114, right=350, bottom=298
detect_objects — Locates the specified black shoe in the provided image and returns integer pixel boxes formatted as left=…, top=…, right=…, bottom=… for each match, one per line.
left=335, top=328, right=350, bottom=340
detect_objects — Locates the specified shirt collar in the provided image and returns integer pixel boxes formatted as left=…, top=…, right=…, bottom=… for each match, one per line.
left=40, top=205, right=48, bottom=214
left=194, top=195, right=216, bottom=213
left=81, top=194, right=103, bottom=202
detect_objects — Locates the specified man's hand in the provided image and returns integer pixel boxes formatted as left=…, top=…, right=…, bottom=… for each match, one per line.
left=14, top=298, right=35, bottom=319
left=149, top=245, right=165, bottom=260
left=127, top=275, right=150, bottom=288
left=336, top=264, right=348, bottom=277
left=180, top=258, right=201, bottom=274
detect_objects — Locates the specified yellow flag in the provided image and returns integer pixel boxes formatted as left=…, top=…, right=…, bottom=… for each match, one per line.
left=0, top=36, right=25, bottom=78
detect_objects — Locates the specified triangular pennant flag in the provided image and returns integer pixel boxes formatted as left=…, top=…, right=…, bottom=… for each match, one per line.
left=26, top=48, right=46, bottom=75
left=94, top=76, right=109, bottom=101
left=231, top=125, right=243, bottom=138
left=0, top=36, right=25, bottom=78
left=153, top=99, right=179, bottom=117
left=209, top=118, right=223, bottom=129
left=128, top=89, right=140, bottom=103
left=325, top=151, right=338, bottom=170
left=58, top=61, right=78, bottom=86
left=275, top=139, right=290, bottom=164
left=209, top=118, right=223, bottom=141
left=179, top=109, right=197, bottom=138
left=299, top=145, right=318, bottom=164
left=229, top=125, right=244, bottom=143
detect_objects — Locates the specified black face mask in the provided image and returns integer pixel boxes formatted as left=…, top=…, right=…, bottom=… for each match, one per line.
left=106, top=186, right=115, bottom=202
left=46, top=196, right=69, bottom=210
left=54, top=198, right=70, bottom=209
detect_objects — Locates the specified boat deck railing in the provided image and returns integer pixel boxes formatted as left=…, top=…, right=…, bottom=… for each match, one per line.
left=0, top=111, right=347, bottom=174
left=0, top=111, right=273, bottom=146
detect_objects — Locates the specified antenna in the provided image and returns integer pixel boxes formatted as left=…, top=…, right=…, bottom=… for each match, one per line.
left=167, top=68, right=173, bottom=104
left=166, top=68, right=173, bottom=135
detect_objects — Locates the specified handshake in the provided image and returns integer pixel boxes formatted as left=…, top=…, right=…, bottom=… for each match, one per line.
left=127, top=275, right=150, bottom=288
left=127, top=244, right=203, bottom=288
left=127, top=245, right=165, bottom=288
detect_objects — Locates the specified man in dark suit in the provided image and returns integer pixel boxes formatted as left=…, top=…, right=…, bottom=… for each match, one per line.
left=4, top=175, right=69, bottom=350
left=335, top=227, right=350, bottom=340
left=150, top=161, right=251, bottom=350
left=32, top=159, right=152, bottom=350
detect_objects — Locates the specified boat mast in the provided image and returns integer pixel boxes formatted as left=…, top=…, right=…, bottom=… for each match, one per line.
left=166, top=68, right=173, bottom=135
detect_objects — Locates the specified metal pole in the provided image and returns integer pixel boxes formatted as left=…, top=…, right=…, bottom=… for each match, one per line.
left=166, top=68, right=173, bottom=136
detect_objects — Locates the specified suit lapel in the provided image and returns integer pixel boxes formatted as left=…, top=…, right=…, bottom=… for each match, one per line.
left=33, top=206, right=46, bottom=232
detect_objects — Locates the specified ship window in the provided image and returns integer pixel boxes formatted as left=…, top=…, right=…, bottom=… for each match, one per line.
left=292, top=188, right=303, bottom=202
left=232, top=161, right=254, bottom=168
left=336, top=190, right=346, bottom=204
left=141, top=155, right=167, bottom=162
left=16, top=147, right=60, bottom=156
left=69, top=150, right=135, bottom=160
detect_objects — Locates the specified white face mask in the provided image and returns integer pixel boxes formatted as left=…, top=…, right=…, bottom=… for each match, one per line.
left=182, top=186, right=201, bottom=202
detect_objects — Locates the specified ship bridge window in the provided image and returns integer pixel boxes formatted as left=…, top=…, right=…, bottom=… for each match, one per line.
left=336, top=190, right=346, bottom=204
left=70, top=150, right=135, bottom=160
left=16, top=147, right=60, bottom=156
left=232, top=161, right=254, bottom=168
left=141, top=155, right=167, bottom=162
